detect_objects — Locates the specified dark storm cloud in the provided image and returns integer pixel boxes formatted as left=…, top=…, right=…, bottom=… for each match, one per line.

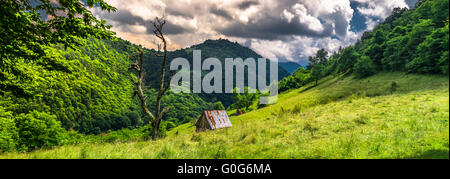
left=237, top=1, right=260, bottom=10
left=104, top=9, right=193, bottom=35
left=165, top=6, right=195, bottom=19
left=216, top=15, right=333, bottom=40
left=210, top=5, right=233, bottom=20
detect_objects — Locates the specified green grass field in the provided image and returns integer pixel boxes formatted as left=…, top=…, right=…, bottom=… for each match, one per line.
left=1, top=72, right=448, bottom=159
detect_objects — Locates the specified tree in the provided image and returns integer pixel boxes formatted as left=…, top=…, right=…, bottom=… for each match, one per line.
left=232, top=87, right=258, bottom=111
left=213, top=102, right=225, bottom=110
left=338, top=47, right=359, bottom=73
left=316, top=49, right=329, bottom=65
left=129, top=17, right=173, bottom=140
left=354, top=56, right=376, bottom=78
left=311, top=64, right=324, bottom=86
left=308, top=48, right=328, bottom=68
left=406, top=27, right=449, bottom=74
left=0, top=0, right=116, bottom=62
left=15, top=111, right=66, bottom=150
left=0, top=108, right=18, bottom=152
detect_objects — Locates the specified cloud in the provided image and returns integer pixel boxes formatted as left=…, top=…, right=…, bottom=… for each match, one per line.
left=91, top=0, right=416, bottom=63
left=236, top=0, right=260, bottom=10
left=95, top=8, right=194, bottom=35
left=216, top=0, right=355, bottom=41
left=354, top=0, right=409, bottom=19
left=210, top=5, right=233, bottom=20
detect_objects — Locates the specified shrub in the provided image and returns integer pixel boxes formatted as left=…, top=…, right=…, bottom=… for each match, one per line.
left=389, top=81, right=398, bottom=93
left=354, top=56, right=377, bottom=78
left=0, top=109, right=18, bottom=152
left=213, top=102, right=225, bottom=110
left=164, top=121, right=176, bottom=131
left=14, top=111, right=67, bottom=150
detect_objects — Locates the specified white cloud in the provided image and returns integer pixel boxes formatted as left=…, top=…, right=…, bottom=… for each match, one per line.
left=92, top=0, right=412, bottom=64
left=291, top=3, right=324, bottom=32
left=355, top=0, right=408, bottom=19
left=282, top=9, right=295, bottom=23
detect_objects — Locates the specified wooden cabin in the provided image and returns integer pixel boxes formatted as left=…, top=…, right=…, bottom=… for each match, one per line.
left=195, top=110, right=232, bottom=132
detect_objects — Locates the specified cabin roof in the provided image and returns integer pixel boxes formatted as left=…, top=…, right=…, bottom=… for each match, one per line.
left=198, top=110, right=232, bottom=130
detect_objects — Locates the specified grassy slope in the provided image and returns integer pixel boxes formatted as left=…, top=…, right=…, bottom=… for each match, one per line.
left=1, top=72, right=448, bottom=159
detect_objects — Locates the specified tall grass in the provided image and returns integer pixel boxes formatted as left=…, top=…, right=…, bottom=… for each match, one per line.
left=1, top=72, right=448, bottom=159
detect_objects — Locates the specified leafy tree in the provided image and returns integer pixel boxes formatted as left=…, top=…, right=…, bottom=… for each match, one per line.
left=145, top=89, right=209, bottom=125
left=232, top=87, right=259, bottom=111
left=0, top=0, right=116, bottom=62
left=308, top=48, right=328, bottom=69
left=354, top=56, right=377, bottom=78
left=0, top=108, right=18, bottom=152
left=311, top=64, right=324, bottom=86
left=213, top=102, right=225, bottom=110
left=278, top=68, right=311, bottom=92
left=15, top=111, right=66, bottom=150
left=382, top=35, right=409, bottom=71
left=338, top=47, right=359, bottom=73
left=406, top=27, right=449, bottom=73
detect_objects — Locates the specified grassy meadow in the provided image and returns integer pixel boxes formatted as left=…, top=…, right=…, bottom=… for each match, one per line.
left=1, top=72, right=448, bottom=159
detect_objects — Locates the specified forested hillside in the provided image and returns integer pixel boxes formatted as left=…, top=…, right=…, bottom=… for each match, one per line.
left=1, top=38, right=138, bottom=135
left=0, top=36, right=289, bottom=151
left=278, top=0, right=448, bottom=93
left=139, top=39, right=290, bottom=106
left=0, top=36, right=216, bottom=151
left=312, top=0, right=448, bottom=78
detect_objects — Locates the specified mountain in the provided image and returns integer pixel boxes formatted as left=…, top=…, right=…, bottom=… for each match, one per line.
left=135, top=39, right=291, bottom=106
left=141, top=39, right=290, bottom=87
left=0, top=37, right=291, bottom=136
left=279, top=62, right=303, bottom=74
left=0, top=38, right=212, bottom=136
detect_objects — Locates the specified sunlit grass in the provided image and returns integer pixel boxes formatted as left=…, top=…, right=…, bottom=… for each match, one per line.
left=1, top=72, right=448, bottom=159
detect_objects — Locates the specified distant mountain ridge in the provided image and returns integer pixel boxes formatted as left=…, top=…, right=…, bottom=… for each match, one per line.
left=123, top=38, right=291, bottom=106
left=278, top=62, right=303, bottom=74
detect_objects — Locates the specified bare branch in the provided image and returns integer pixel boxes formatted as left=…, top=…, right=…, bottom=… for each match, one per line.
left=129, top=47, right=155, bottom=121
left=160, top=107, right=170, bottom=120
left=160, top=72, right=175, bottom=97
left=128, top=16, right=170, bottom=140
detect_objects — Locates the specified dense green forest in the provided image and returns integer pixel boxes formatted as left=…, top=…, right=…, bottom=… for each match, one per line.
left=0, top=34, right=291, bottom=151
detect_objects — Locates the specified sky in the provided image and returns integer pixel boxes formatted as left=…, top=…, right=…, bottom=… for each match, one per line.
left=92, top=0, right=418, bottom=66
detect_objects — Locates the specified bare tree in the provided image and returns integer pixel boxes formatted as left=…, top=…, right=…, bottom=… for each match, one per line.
left=129, top=17, right=172, bottom=140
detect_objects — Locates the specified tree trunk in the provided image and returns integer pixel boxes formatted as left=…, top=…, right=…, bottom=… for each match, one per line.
left=129, top=17, right=172, bottom=140
left=151, top=120, right=159, bottom=140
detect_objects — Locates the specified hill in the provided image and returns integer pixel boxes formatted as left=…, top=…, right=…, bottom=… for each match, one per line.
left=0, top=38, right=213, bottom=139
left=0, top=37, right=290, bottom=141
left=315, top=0, right=448, bottom=78
left=279, top=62, right=303, bottom=74
left=139, top=39, right=290, bottom=106
left=1, top=72, right=448, bottom=159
